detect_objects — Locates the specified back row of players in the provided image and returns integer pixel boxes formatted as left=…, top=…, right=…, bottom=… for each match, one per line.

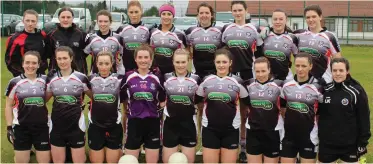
left=4, top=0, right=370, bottom=163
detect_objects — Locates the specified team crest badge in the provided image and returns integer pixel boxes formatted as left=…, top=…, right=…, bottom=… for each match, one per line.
left=111, top=45, right=116, bottom=51
left=55, top=41, right=60, bottom=48
left=169, top=39, right=175, bottom=45
left=72, top=85, right=79, bottom=92
left=268, top=90, right=273, bottom=97
left=341, top=98, right=349, bottom=106
left=283, top=43, right=288, bottom=49
left=188, top=86, right=194, bottom=93
left=110, top=83, right=116, bottom=90
left=306, top=93, right=312, bottom=100
left=246, top=32, right=251, bottom=37
left=150, top=83, right=156, bottom=90
left=141, top=34, right=146, bottom=40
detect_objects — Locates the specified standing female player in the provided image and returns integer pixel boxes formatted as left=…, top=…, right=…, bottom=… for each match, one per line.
left=84, top=10, right=124, bottom=75
left=162, top=49, right=200, bottom=163
left=318, top=58, right=370, bottom=163
left=295, top=5, right=341, bottom=83
left=195, top=48, right=250, bottom=163
left=185, top=2, right=223, bottom=155
left=5, top=10, right=48, bottom=77
left=263, top=9, right=298, bottom=80
left=185, top=2, right=223, bottom=79
left=280, top=52, right=323, bottom=163
left=117, top=0, right=156, bottom=73
left=46, top=46, right=92, bottom=163
left=47, top=7, right=89, bottom=74
left=88, top=51, right=126, bottom=163
left=5, top=51, right=50, bottom=163
left=222, top=2, right=264, bottom=161
left=244, top=57, right=284, bottom=163
left=121, top=44, right=166, bottom=163
left=150, top=3, right=187, bottom=75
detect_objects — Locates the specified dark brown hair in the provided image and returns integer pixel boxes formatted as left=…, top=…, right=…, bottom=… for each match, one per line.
left=97, top=10, right=112, bottom=23
left=197, top=2, right=215, bottom=22
left=272, top=9, right=293, bottom=33
left=23, top=51, right=41, bottom=64
left=23, top=9, right=38, bottom=19
left=58, top=7, right=74, bottom=17
left=304, top=4, right=322, bottom=16
left=295, top=52, right=313, bottom=65
left=55, top=46, right=78, bottom=70
left=134, top=44, right=154, bottom=59
left=254, top=57, right=271, bottom=70
left=330, top=57, right=350, bottom=71
left=231, top=1, right=247, bottom=10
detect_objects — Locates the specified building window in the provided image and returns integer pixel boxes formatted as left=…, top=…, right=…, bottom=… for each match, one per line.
left=349, top=20, right=363, bottom=32
left=363, top=20, right=373, bottom=32
left=293, top=23, right=298, bottom=30
left=324, top=19, right=335, bottom=32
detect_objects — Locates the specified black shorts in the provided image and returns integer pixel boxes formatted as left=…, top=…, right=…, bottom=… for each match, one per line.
left=202, top=127, right=239, bottom=149
left=280, top=136, right=317, bottom=159
left=125, top=117, right=160, bottom=150
left=246, top=129, right=280, bottom=157
left=163, top=116, right=197, bottom=148
left=13, top=124, right=50, bottom=151
left=88, top=123, right=123, bottom=150
left=318, top=144, right=358, bottom=163
left=233, top=69, right=253, bottom=81
left=50, top=123, right=86, bottom=148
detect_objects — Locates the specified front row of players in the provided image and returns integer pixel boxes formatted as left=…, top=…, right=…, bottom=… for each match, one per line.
left=5, top=44, right=370, bottom=163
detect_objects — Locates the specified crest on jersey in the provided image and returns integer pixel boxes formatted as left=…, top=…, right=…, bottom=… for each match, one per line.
left=318, top=41, right=324, bottom=47
left=228, top=85, right=239, bottom=92
left=72, top=85, right=79, bottom=92
left=188, top=86, right=194, bottom=93
left=306, top=93, right=312, bottom=100
left=141, top=34, right=146, bottom=40
left=283, top=43, right=288, bottom=49
left=213, top=35, right=218, bottom=40
left=73, top=42, right=79, bottom=47
left=111, top=45, right=116, bottom=51
left=109, top=83, right=116, bottom=90
left=268, top=90, right=273, bottom=97
left=42, top=40, right=45, bottom=47
left=40, top=86, right=45, bottom=92
left=341, top=98, right=349, bottom=106
left=55, top=41, right=60, bottom=48
left=169, top=39, right=175, bottom=45
left=150, top=83, right=156, bottom=90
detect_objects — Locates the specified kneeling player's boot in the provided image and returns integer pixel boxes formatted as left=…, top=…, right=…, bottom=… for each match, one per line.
left=238, top=152, right=247, bottom=163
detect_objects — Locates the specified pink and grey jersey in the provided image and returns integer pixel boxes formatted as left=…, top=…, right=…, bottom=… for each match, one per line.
left=186, top=24, right=223, bottom=75
left=245, top=78, right=284, bottom=131
left=46, top=70, right=90, bottom=131
left=281, top=76, right=323, bottom=144
left=222, top=23, right=264, bottom=72
left=118, top=23, right=154, bottom=72
left=150, top=25, right=187, bottom=74
left=164, top=72, right=200, bottom=118
left=196, top=74, right=249, bottom=130
left=84, top=31, right=125, bottom=75
left=295, top=28, right=341, bottom=83
left=121, top=70, right=166, bottom=119
left=5, top=74, right=48, bottom=125
left=263, top=31, right=298, bottom=80
left=89, top=73, right=125, bottom=128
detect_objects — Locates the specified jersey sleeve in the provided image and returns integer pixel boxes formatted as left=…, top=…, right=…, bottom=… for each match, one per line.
left=355, top=85, right=371, bottom=147
left=120, top=75, right=129, bottom=102
left=326, top=32, right=341, bottom=54
left=82, top=75, right=91, bottom=91
left=177, top=31, right=187, bottom=48
left=255, top=28, right=264, bottom=46
left=157, top=74, right=166, bottom=102
left=5, top=78, right=17, bottom=98
left=4, top=34, right=23, bottom=76
left=239, top=84, right=251, bottom=106
left=83, top=35, right=93, bottom=54
left=290, top=34, right=299, bottom=55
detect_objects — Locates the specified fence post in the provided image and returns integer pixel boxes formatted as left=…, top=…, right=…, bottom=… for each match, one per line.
left=303, top=1, right=305, bottom=29
left=1, top=0, right=4, bottom=35
left=214, top=0, right=216, bottom=19
left=347, top=0, right=350, bottom=44
left=42, top=0, right=45, bottom=29
left=84, top=0, right=86, bottom=31
left=363, top=14, right=365, bottom=39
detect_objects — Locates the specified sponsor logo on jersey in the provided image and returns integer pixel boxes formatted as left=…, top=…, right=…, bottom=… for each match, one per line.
left=287, top=102, right=309, bottom=113
left=299, top=47, right=321, bottom=58
left=170, top=95, right=192, bottom=105
left=194, top=44, right=217, bottom=53
left=55, top=95, right=77, bottom=104
left=341, top=98, right=349, bottom=106
left=133, top=92, right=153, bottom=101
left=125, top=42, right=141, bottom=50
left=325, top=97, right=331, bottom=103
left=264, top=50, right=286, bottom=61
left=251, top=100, right=273, bottom=110
left=23, top=97, right=44, bottom=106
left=207, top=92, right=231, bottom=103
left=227, top=40, right=248, bottom=49
left=155, top=47, right=173, bottom=57
left=94, top=94, right=116, bottom=103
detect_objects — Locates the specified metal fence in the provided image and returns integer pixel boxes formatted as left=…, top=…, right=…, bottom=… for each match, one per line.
left=1, top=0, right=373, bottom=44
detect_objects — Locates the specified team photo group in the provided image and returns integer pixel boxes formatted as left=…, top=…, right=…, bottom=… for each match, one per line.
left=4, top=0, right=371, bottom=163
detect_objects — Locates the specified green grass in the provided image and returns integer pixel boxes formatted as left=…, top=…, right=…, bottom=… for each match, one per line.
left=1, top=36, right=373, bottom=162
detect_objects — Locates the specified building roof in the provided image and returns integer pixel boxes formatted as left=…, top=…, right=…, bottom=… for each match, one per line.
left=186, top=1, right=373, bottom=17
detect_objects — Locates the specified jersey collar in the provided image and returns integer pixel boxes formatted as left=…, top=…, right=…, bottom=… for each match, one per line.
left=172, top=71, right=191, bottom=78
left=98, top=72, right=112, bottom=79
left=96, top=30, right=113, bottom=37
left=307, top=27, right=327, bottom=33
left=157, top=24, right=175, bottom=32
left=294, top=74, right=314, bottom=85
left=57, top=69, right=74, bottom=77
left=197, top=22, right=216, bottom=29
left=20, top=73, right=42, bottom=79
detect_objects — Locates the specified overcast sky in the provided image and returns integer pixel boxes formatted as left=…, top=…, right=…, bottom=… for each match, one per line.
left=61, top=0, right=189, bottom=17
